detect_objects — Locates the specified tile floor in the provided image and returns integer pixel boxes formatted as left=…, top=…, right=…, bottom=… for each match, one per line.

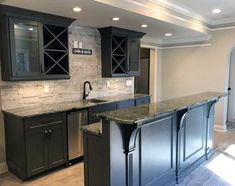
left=1, top=125, right=235, bottom=186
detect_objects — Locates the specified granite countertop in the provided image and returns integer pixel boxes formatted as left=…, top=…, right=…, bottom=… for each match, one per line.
left=82, top=122, right=102, bottom=136
left=98, top=92, right=227, bottom=125
left=2, top=93, right=149, bottom=118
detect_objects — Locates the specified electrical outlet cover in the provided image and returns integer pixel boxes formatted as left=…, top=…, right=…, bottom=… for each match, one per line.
left=126, top=80, right=133, bottom=86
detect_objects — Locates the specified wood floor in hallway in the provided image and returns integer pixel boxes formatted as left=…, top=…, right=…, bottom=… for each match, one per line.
left=1, top=128, right=235, bottom=186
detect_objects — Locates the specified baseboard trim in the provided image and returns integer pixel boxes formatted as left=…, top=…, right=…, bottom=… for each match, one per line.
left=214, top=124, right=227, bottom=132
left=0, top=161, right=8, bottom=174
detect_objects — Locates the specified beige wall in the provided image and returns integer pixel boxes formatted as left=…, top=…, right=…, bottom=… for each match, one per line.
left=0, top=23, right=134, bottom=171
left=161, top=28, right=235, bottom=131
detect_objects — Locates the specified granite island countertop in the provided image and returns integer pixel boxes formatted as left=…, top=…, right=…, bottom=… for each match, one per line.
left=2, top=93, right=149, bottom=118
left=97, top=92, right=227, bottom=125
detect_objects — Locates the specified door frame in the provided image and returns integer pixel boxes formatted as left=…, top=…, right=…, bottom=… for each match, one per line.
left=140, top=44, right=161, bottom=102
left=225, top=44, right=235, bottom=124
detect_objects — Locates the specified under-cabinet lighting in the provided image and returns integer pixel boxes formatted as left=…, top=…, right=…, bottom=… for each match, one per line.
left=73, top=6, right=82, bottom=12
left=28, top=28, right=34, bottom=31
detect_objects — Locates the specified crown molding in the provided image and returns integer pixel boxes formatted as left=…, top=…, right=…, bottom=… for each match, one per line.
left=148, top=0, right=206, bottom=23
left=141, top=40, right=211, bottom=49
left=142, top=33, right=211, bottom=47
left=160, top=41, right=211, bottom=49
left=149, top=0, right=235, bottom=30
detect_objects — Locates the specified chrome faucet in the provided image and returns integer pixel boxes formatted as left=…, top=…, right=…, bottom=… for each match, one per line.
left=83, top=81, right=93, bottom=99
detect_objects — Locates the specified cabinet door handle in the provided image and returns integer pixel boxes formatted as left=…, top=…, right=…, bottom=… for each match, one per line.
left=48, top=129, right=52, bottom=138
left=44, top=130, right=48, bottom=139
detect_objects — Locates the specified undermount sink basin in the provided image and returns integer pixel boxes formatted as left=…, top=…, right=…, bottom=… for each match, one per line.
left=87, top=99, right=107, bottom=103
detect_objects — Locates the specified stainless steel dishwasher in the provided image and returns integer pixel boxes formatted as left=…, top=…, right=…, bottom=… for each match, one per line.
left=67, top=109, right=88, bottom=163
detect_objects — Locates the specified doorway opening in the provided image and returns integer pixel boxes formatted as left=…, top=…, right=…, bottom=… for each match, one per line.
left=227, top=46, right=235, bottom=128
left=135, top=48, right=150, bottom=94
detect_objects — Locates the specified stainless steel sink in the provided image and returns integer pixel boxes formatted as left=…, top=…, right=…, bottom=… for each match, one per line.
left=87, top=99, right=107, bottom=103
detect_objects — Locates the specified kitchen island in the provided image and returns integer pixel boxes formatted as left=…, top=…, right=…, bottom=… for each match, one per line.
left=82, top=92, right=226, bottom=186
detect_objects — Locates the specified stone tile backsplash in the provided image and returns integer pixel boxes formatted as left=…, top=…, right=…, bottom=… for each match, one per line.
left=0, top=22, right=134, bottom=110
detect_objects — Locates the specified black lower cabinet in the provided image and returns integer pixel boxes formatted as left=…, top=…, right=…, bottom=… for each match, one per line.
left=116, top=99, right=135, bottom=109
left=83, top=100, right=217, bottom=186
left=176, top=101, right=217, bottom=182
left=88, top=102, right=117, bottom=124
left=4, top=112, right=67, bottom=180
left=83, top=113, right=177, bottom=186
left=47, top=122, right=67, bottom=169
left=140, top=115, right=176, bottom=186
left=88, top=96, right=150, bottom=124
left=26, top=125, right=49, bottom=177
left=135, top=96, right=150, bottom=106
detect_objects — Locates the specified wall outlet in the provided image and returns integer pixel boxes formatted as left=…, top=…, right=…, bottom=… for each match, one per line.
left=44, top=84, right=50, bottom=93
left=106, top=81, right=110, bottom=88
left=79, top=41, right=83, bottom=48
left=126, top=80, right=133, bottom=86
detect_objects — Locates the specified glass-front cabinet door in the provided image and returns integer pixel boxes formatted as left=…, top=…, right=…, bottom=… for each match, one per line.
left=128, top=38, right=140, bottom=76
left=9, top=18, right=43, bottom=77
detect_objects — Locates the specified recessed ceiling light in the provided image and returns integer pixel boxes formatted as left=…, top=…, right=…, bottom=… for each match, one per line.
left=141, top=24, right=148, bottom=28
left=28, top=28, right=34, bottom=31
left=112, top=17, right=120, bottom=21
left=165, top=33, right=172, bottom=37
left=212, top=8, right=221, bottom=14
left=73, top=6, right=82, bottom=12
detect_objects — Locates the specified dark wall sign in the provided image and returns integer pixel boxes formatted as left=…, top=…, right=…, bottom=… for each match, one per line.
left=72, top=48, right=92, bottom=55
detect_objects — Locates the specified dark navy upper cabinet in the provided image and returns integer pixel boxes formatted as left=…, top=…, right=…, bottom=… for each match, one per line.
left=99, top=27, right=145, bottom=77
left=0, top=5, right=74, bottom=81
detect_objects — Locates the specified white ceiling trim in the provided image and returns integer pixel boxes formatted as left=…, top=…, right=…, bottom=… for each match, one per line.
left=95, top=0, right=209, bottom=34
left=159, top=42, right=211, bottom=49
left=148, top=0, right=206, bottom=23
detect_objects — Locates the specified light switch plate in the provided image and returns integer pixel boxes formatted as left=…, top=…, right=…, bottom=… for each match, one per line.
left=126, top=80, right=133, bottom=86
left=44, top=84, right=50, bottom=93
left=73, top=40, right=78, bottom=48
left=106, top=81, right=110, bottom=88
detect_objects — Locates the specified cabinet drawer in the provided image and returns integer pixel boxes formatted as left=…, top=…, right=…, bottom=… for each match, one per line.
left=135, top=96, right=150, bottom=106
left=116, top=99, right=135, bottom=109
left=25, top=113, right=65, bottom=130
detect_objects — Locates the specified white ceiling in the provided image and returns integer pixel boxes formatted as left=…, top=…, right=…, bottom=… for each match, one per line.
left=1, top=0, right=234, bottom=47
